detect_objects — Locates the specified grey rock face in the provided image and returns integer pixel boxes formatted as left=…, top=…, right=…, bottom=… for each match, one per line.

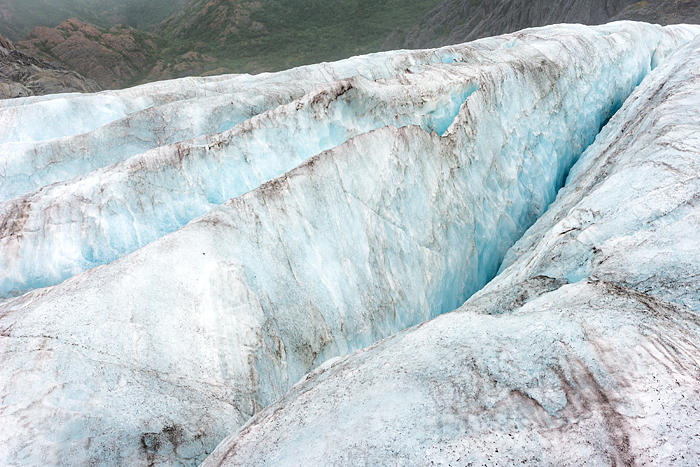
left=0, top=34, right=100, bottom=99
left=612, top=0, right=700, bottom=25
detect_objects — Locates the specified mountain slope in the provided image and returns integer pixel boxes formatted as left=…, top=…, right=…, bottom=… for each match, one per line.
left=14, top=18, right=162, bottom=89
left=0, top=32, right=99, bottom=98
left=156, top=0, right=444, bottom=74
left=612, top=0, right=700, bottom=24
left=0, top=0, right=186, bottom=41
left=386, top=0, right=694, bottom=49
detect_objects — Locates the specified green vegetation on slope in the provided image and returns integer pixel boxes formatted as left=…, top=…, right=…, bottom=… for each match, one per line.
left=157, top=0, right=443, bottom=73
left=7, top=0, right=444, bottom=88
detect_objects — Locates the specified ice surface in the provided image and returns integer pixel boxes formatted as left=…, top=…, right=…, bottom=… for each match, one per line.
left=1, top=21, right=700, bottom=467
left=1, top=22, right=693, bottom=299
left=0, top=74, right=476, bottom=296
left=201, top=34, right=700, bottom=467
left=488, top=35, right=700, bottom=313
left=0, top=44, right=513, bottom=205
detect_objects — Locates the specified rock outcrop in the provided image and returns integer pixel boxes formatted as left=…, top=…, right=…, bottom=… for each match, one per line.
left=613, top=0, right=700, bottom=24
left=0, top=32, right=99, bottom=99
left=16, top=19, right=159, bottom=89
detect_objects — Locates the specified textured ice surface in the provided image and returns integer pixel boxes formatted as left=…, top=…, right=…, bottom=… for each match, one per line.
left=0, top=74, right=476, bottom=296
left=0, top=40, right=524, bottom=185
left=1, top=21, right=700, bottom=467
left=201, top=34, right=700, bottom=467
left=488, top=35, right=700, bottom=313
left=0, top=45, right=507, bottom=205
left=1, top=22, right=694, bottom=299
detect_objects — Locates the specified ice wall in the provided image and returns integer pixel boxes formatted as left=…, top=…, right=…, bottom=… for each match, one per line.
left=201, top=33, right=700, bottom=467
left=0, top=39, right=514, bottom=191
left=1, top=21, right=699, bottom=467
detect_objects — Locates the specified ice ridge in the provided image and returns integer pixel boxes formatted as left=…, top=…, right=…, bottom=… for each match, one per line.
left=0, top=23, right=694, bottom=299
left=0, top=74, right=476, bottom=297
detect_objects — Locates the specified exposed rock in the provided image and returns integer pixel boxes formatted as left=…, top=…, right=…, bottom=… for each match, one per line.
left=0, top=34, right=12, bottom=50
left=0, top=32, right=99, bottom=99
left=16, top=19, right=159, bottom=89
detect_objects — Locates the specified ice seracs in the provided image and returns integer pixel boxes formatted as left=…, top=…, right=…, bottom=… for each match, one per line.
left=1, top=21, right=700, bottom=467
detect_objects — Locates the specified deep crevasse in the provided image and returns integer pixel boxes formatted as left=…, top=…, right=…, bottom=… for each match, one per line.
left=1, top=23, right=697, bottom=299
left=1, top=22, right=699, bottom=467
left=199, top=33, right=700, bottom=467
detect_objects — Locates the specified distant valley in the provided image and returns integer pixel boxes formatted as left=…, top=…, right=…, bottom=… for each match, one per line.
left=2, top=0, right=445, bottom=89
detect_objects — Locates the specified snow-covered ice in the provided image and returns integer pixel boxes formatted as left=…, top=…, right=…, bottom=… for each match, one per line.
left=1, top=21, right=699, bottom=467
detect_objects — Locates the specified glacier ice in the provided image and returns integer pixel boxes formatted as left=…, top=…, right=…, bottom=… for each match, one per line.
left=0, top=22, right=693, bottom=299
left=1, top=21, right=700, bottom=467
left=0, top=74, right=476, bottom=296
left=201, top=33, right=700, bottom=467
left=0, top=44, right=503, bottom=202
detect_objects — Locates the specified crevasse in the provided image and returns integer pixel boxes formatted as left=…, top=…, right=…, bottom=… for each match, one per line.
left=198, top=34, right=700, bottom=467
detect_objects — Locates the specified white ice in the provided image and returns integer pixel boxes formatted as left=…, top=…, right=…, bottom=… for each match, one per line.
left=1, top=23, right=693, bottom=299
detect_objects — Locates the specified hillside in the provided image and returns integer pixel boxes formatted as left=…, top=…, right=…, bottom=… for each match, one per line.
left=385, top=0, right=698, bottom=49
left=5, top=0, right=700, bottom=90
left=8, top=0, right=444, bottom=88
left=0, top=0, right=186, bottom=41
left=14, top=18, right=161, bottom=89
left=0, top=31, right=99, bottom=98
left=156, top=0, right=444, bottom=74
left=613, top=0, right=700, bottom=24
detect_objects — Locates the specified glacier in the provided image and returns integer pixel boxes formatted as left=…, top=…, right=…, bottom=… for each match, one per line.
left=201, top=34, right=700, bottom=467
left=1, top=21, right=700, bottom=467
left=1, top=22, right=697, bottom=299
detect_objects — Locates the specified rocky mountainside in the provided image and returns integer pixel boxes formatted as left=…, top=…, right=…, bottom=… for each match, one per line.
left=155, top=0, right=443, bottom=74
left=0, top=32, right=99, bottom=98
left=613, top=0, right=700, bottom=24
left=8, top=0, right=443, bottom=88
left=15, top=17, right=235, bottom=89
left=0, top=0, right=186, bottom=41
left=15, top=18, right=163, bottom=89
left=386, top=0, right=697, bottom=49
